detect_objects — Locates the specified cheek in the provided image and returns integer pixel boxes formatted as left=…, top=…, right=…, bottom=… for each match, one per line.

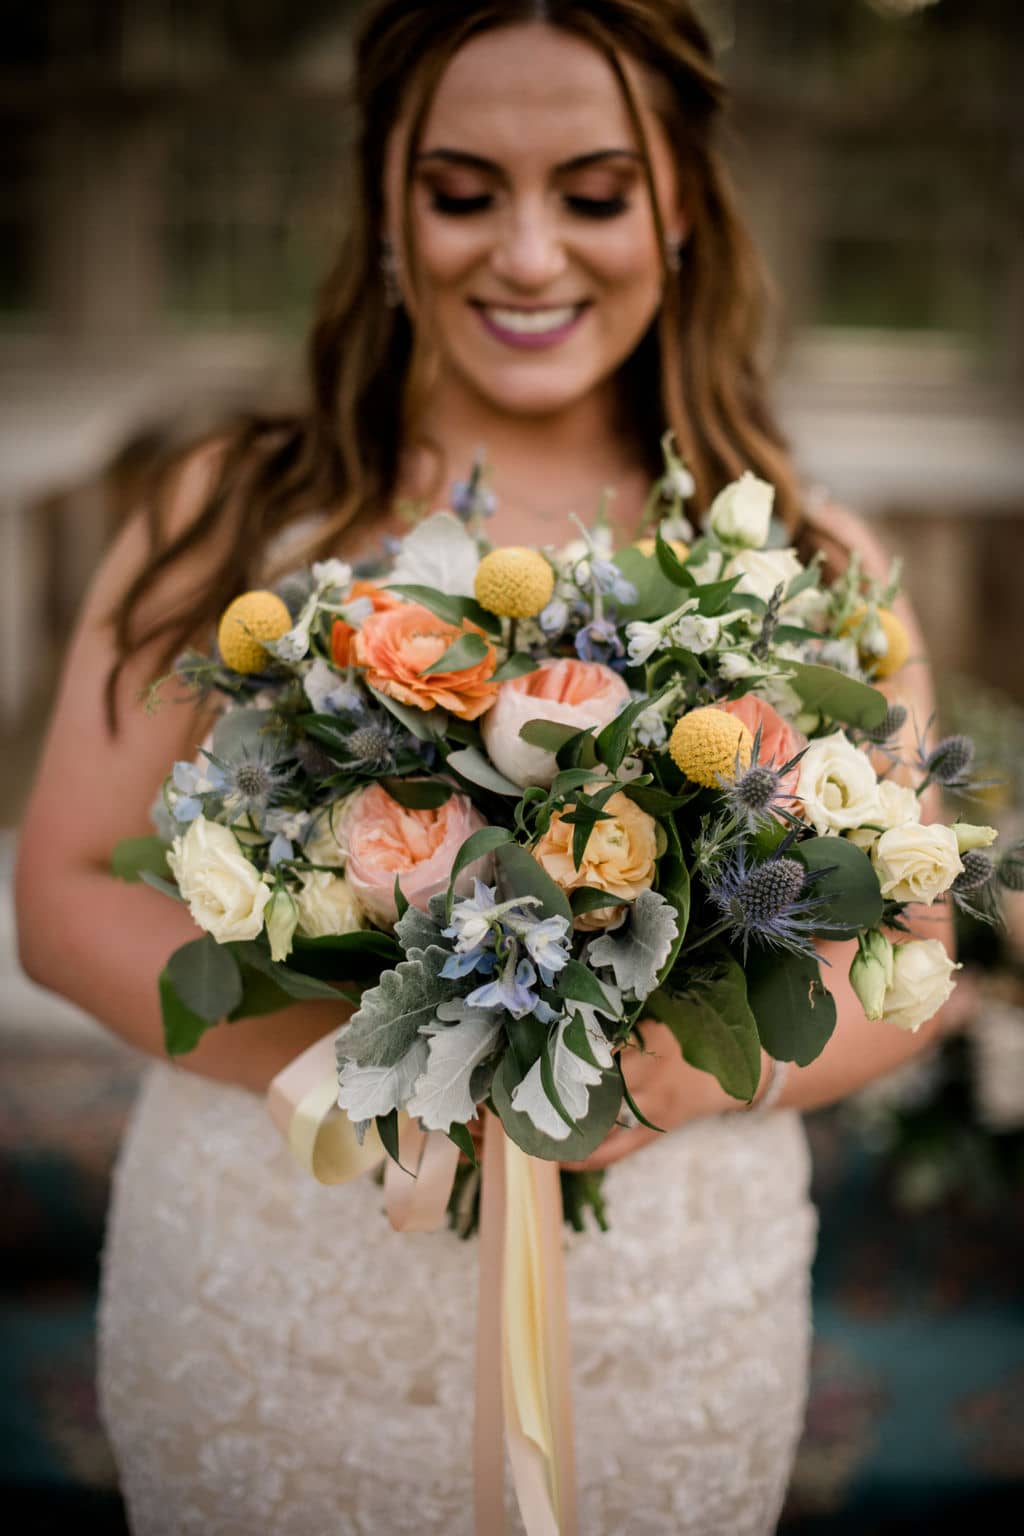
left=410, top=206, right=488, bottom=289
left=582, top=218, right=663, bottom=301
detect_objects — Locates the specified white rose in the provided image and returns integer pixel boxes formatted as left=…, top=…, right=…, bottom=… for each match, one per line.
left=726, top=547, right=804, bottom=605
left=882, top=940, right=960, bottom=1033
left=953, top=823, right=998, bottom=854
left=847, top=779, right=921, bottom=851
left=304, top=795, right=360, bottom=866
left=709, top=472, right=775, bottom=548
left=797, top=731, right=881, bottom=834
left=872, top=822, right=963, bottom=904
left=294, top=871, right=365, bottom=938
left=167, top=815, right=271, bottom=943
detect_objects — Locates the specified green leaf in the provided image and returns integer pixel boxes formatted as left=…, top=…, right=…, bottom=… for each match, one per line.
left=519, top=719, right=586, bottom=753
left=621, top=783, right=693, bottom=817
left=648, top=958, right=761, bottom=1102
left=111, top=835, right=171, bottom=883
left=570, top=885, right=633, bottom=917
left=568, top=781, right=620, bottom=870
left=611, top=548, right=684, bottom=622
left=656, top=855, right=690, bottom=979
left=560, top=958, right=615, bottom=1012
left=291, top=929, right=402, bottom=961
left=339, top=948, right=459, bottom=1068
left=783, top=661, right=888, bottom=731
left=230, top=942, right=345, bottom=1001
left=375, top=1109, right=406, bottom=1169
left=228, top=963, right=295, bottom=1020
left=595, top=691, right=665, bottom=775
left=490, top=1052, right=622, bottom=1160
left=495, top=841, right=572, bottom=924
left=447, top=826, right=514, bottom=916
left=539, top=1039, right=579, bottom=1132
left=793, top=835, right=883, bottom=939
left=367, top=685, right=446, bottom=742
left=445, top=745, right=523, bottom=797
left=385, top=584, right=500, bottom=635
left=745, top=948, right=837, bottom=1066
left=492, top=653, right=539, bottom=683
left=166, top=934, right=243, bottom=1024
left=140, top=870, right=184, bottom=902
left=694, top=575, right=743, bottom=616
left=655, top=527, right=695, bottom=588
left=615, top=1054, right=665, bottom=1132
left=447, top=1121, right=479, bottom=1166
left=422, top=631, right=490, bottom=676
left=211, top=708, right=282, bottom=764
left=550, top=768, right=603, bottom=797
left=380, top=777, right=453, bottom=810
left=159, top=967, right=215, bottom=1055
left=393, top=874, right=409, bottom=920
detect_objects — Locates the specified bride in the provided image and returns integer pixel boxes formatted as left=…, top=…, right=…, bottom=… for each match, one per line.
left=15, top=2, right=954, bottom=1531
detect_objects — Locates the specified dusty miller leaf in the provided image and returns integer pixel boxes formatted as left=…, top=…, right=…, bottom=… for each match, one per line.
left=336, top=1038, right=429, bottom=1121
left=336, top=947, right=458, bottom=1068
left=510, top=1015, right=605, bottom=1141
left=405, top=1001, right=504, bottom=1131
left=394, top=902, right=444, bottom=959
left=586, top=889, right=679, bottom=1001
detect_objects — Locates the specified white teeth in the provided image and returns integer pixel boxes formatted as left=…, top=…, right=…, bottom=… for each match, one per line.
left=484, top=305, right=578, bottom=335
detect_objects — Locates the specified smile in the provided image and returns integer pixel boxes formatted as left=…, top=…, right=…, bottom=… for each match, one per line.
left=471, top=301, right=590, bottom=349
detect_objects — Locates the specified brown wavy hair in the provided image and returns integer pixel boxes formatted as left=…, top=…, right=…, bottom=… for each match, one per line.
left=106, top=0, right=804, bottom=726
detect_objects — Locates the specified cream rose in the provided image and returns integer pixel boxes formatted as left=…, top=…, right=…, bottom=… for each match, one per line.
left=294, top=870, right=365, bottom=937
left=882, top=939, right=960, bottom=1033
left=532, top=789, right=657, bottom=930
left=872, top=822, right=963, bottom=904
left=847, top=778, right=921, bottom=851
left=726, top=546, right=803, bottom=605
left=304, top=794, right=360, bottom=866
left=709, top=471, right=774, bottom=548
left=167, top=815, right=271, bottom=943
left=481, top=658, right=630, bottom=789
left=797, top=731, right=881, bottom=835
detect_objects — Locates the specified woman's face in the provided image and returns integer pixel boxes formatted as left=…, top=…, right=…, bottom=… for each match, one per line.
left=385, top=23, right=685, bottom=419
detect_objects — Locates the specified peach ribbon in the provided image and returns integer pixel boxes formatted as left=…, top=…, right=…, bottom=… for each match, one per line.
left=266, top=1036, right=577, bottom=1536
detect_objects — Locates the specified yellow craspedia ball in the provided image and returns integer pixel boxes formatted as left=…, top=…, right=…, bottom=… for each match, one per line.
left=668, top=707, right=753, bottom=788
left=474, top=547, right=555, bottom=619
left=633, top=536, right=690, bottom=562
left=217, top=590, right=292, bottom=673
left=842, top=605, right=909, bottom=680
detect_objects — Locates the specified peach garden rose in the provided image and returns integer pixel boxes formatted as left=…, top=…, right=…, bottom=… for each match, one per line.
left=481, top=657, right=631, bottom=788
left=341, top=782, right=490, bottom=927
left=532, top=788, right=658, bottom=930
left=352, top=602, right=498, bottom=720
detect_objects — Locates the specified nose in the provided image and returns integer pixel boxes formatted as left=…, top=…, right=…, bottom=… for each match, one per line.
left=488, top=199, right=569, bottom=290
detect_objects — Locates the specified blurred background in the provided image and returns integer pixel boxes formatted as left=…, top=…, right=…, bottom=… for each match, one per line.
left=2, top=0, right=1022, bottom=1528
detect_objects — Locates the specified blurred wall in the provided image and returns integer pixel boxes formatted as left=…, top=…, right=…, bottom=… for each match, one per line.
left=1, top=0, right=1022, bottom=813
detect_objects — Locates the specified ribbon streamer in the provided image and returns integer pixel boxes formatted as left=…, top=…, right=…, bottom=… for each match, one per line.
left=267, top=1037, right=577, bottom=1535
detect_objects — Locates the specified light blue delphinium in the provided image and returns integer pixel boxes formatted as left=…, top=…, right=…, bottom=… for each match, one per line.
left=574, top=616, right=624, bottom=666
left=509, top=912, right=571, bottom=987
left=170, top=759, right=227, bottom=823
left=466, top=954, right=540, bottom=1019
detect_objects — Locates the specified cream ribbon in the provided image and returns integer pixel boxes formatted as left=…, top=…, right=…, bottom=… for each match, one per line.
left=267, top=1036, right=577, bottom=1536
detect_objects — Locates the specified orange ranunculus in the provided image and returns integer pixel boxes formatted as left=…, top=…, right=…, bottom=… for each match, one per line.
left=532, top=789, right=658, bottom=930
left=351, top=602, right=499, bottom=720
left=331, top=581, right=403, bottom=668
left=718, top=693, right=806, bottom=805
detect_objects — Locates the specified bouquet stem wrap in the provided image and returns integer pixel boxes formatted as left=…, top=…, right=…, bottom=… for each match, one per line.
left=267, top=1038, right=578, bottom=1536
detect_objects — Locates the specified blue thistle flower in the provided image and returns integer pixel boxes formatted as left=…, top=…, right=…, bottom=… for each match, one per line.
left=924, top=734, right=975, bottom=788
left=868, top=703, right=909, bottom=745
left=211, top=743, right=295, bottom=825
left=953, top=850, right=994, bottom=894
left=708, top=850, right=829, bottom=960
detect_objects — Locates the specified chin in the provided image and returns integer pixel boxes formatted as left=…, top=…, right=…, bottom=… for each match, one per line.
left=458, top=361, right=610, bottom=419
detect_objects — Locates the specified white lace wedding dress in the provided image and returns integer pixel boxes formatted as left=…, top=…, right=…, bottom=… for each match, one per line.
left=99, top=1061, right=817, bottom=1535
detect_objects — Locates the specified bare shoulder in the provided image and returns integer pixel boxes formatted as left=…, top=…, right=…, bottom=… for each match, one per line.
left=800, top=501, right=897, bottom=586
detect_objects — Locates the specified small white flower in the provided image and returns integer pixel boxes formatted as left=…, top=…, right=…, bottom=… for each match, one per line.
left=727, top=547, right=804, bottom=605
left=275, top=626, right=310, bottom=662
left=670, top=613, right=721, bottom=654
left=625, top=620, right=665, bottom=665
left=312, top=559, right=352, bottom=591
left=717, top=651, right=757, bottom=681
left=709, top=472, right=775, bottom=549
left=665, top=464, right=696, bottom=501
left=633, top=706, right=668, bottom=749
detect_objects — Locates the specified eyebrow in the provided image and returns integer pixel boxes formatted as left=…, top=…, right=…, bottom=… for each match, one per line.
left=413, top=148, right=643, bottom=174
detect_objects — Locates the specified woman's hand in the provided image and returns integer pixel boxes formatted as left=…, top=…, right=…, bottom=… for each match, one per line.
left=560, top=1021, right=733, bottom=1173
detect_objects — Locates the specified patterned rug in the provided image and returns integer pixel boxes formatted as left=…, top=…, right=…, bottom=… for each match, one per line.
left=2, top=1032, right=1022, bottom=1530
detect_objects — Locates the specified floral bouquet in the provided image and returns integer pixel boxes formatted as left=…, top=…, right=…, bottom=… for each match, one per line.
left=115, top=437, right=1016, bottom=1218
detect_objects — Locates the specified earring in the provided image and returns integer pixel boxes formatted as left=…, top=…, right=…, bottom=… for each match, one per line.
left=665, top=236, right=683, bottom=273
left=380, top=237, right=403, bottom=308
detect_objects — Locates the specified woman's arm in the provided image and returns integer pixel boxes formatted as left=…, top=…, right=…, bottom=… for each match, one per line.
left=567, top=506, right=962, bottom=1171
left=15, top=444, right=347, bottom=1094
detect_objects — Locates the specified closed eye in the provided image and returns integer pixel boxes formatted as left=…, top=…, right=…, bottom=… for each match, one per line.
left=429, top=192, right=630, bottom=219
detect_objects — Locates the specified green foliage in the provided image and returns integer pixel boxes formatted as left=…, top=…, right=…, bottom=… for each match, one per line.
left=422, top=631, right=491, bottom=676
left=495, top=841, right=573, bottom=924
left=611, top=548, right=683, bottom=621
left=166, top=934, right=243, bottom=1023
left=490, top=1051, right=622, bottom=1160
left=159, top=968, right=216, bottom=1055
left=339, top=948, right=458, bottom=1068
left=794, top=835, right=883, bottom=938
left=111, top=836, right=171, bottom=884
left=385, top=584, right=500, bottom=635
left=745, top=949, right=838, bottom=1066
left=492, top=653, right=539, bottom=683
left=649, top=958, right=761, bottom=1102
left=445, top=746, right=522, bottom=797
left=784, top=661, right=888, bottom=730
left=379, top=778, right=453, bottom=809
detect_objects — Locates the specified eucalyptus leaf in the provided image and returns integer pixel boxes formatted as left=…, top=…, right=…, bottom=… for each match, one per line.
left=611, top=548, right=684, bottom=622
left=230, top=942, right=346, bottom=1001
left=445, top=746, right=523, bottom=797
left=495, top=842, right=573, bottom=924
left=447, top=826, right=514, bottom=915
left=648, top=959, right=761, bottom=1102
left=570, top=886, right=633, bottom=917
left=159, top=968, right=215, bottom=1056
left=655, top=528, right=695, bottom=588
left=745, top=948, right=837, bottom=1066
left=140, top=870, right=184, bottom=903
left=111, top=835, right=171, bottom=884
left=380, top=777, right=453, bottom=810
left=211, top=708, right=282, bottom=763
left=447, top=1121, right=479, bottom=1166
left=228, top=963, right=294, bottom=1020
left=595, top=691, right=666, bottom=775
left=492, top=653, right=540, bottom=683
left=793, top=835, right=883, bottom=938
left=422, top=631, right=490, bottom=676
left=368, top=685, right=447, bottom=742
left=783, top=661, right=888, bottom=731
left=166, top=934, right=243, bottom=1024
left=586, top=888, right=679, bottom=1001
left=560, top=957, right=615, bottom=1012
left=519, top=719, right=587, bottom=753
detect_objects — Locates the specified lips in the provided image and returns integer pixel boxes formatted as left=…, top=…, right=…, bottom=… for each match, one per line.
left=470, top=300, right=590, bottom=349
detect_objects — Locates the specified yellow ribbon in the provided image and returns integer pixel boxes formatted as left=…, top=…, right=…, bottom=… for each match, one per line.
left=267, top=1037, right=577, bottom=1535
